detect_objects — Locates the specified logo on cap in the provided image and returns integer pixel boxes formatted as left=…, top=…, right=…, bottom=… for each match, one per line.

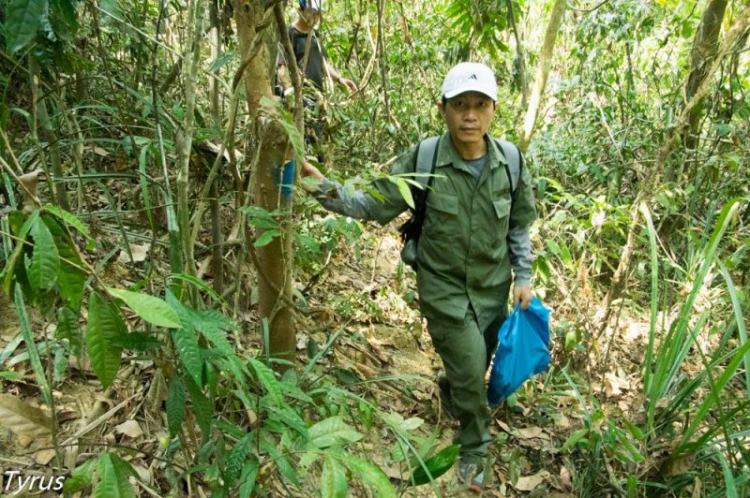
left=469, top=74, right=478, bottom=80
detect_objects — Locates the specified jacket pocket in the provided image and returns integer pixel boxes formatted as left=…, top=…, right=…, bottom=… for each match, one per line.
left=427, top=192, right=459, bottom=214
left=493, top=198, right=511, bottom=219
left=423, top=192, right=459, bottom=239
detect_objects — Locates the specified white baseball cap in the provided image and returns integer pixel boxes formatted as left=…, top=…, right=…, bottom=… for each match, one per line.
left=441, top=62, right=498, bottom=102
left=299, top=0, right=321, bottom=12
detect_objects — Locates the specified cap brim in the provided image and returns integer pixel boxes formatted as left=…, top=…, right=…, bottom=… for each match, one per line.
left=443, top=85, right=497, bottom=101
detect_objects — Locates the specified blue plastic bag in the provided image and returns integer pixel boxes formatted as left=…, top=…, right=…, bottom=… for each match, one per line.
left=487, top=297, right=551, bottom=407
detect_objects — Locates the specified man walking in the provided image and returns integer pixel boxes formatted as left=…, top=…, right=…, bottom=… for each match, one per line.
left=277, top=0, right=357, bottom=154
left=300, top=62, right=536, bottom=492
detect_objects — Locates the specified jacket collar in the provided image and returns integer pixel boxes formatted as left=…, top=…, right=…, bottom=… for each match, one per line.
left=434, top=132, right=507, bottom=173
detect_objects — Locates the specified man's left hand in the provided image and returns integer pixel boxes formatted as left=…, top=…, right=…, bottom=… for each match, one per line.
left=340, top=78, right=358, bottom=92
left=513, top=285, right=533, bottom=310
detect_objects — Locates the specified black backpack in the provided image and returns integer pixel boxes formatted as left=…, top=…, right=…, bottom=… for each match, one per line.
left=398, top=136, right=524, bottom=269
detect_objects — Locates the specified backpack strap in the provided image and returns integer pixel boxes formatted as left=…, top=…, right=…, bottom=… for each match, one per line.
left=413, top=136, right=441, bottom=195
left=494, top=139, right=523, bottom=204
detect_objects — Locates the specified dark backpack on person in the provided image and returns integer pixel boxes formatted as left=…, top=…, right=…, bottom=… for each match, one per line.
left=398, top=136, right=524, bottom=269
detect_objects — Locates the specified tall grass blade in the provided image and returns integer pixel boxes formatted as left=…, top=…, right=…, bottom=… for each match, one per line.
left=13, top=286, right=53, bottom=408
left=639, top=203, right=659, bottom=405
left=650, top=200, right=741, bottom=405
left=718, top=261, right=750, bottom=399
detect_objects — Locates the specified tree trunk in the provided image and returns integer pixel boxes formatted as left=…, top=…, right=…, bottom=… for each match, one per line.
left=673, top=0, right=729, bottom=179
left=209, top=0, right=224, bottom=293
left=506, top=0, right=528, bottom=107
left=234, top=0, right=295, bottom=362
left=519, top=0, right=567, bottom=152
left=176, top=0, right=205, bottom=279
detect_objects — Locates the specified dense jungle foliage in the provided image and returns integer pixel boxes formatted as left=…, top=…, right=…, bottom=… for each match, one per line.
left=0, top=0, right=749, bottom=496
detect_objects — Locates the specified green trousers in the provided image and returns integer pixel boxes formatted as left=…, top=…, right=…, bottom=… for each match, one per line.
left=427, top=282, right=511, bottom=462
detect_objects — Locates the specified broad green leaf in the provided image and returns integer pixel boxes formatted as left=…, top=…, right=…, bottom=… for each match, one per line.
left=166, top=376, right=185, bottom=438
left=44, top=205, right=91, bottom=239
left=194, top=310, right=235, bottom=354
left=560, top=428, right=588, bottom=452
left=183, top=373, right=212, bottom=436
left=247, top=357, right=284, bottom=407
left=225, top=431, right=254, bottom=485
left=57, top=307, right=81, bottom=357
left=172, top=328, right=202, bottom=387
left=44, top=216, right=85, bottom=310
left=107, top=288, right=182, bottom=329
left=44, top=204, right=91, bottom=238
left=409, top=444, right=459, bottom=486
left=309, top=416, right=364, bottom=449
left=238, top=461, right=259, bottom=498
left=99, top=0, right=122, bottom=21
left=94, top=453, right=136, bottom=498
left=261, top=437, right=299, bottom=485
left=321, top=456, right=348, bottom=498
left=64, top=459, right=96, bottom=494
left=86, top=293, right=125, bottom=389
left=28, top=218, right=60, bottom=291
left=166, top=292, right=234, bottom=355
left=254, top=229, right=280, bottom=248
left=112, top=332, right=161, bottom=351
left=5, top=0, right=45, bottom=53
left=208, top=50, right=237, bottom=72
left=269, top=407, right=309, bottom=439
left=391, top=178, right=415, bottom=209
left=340, top=455, right=396, bottom=498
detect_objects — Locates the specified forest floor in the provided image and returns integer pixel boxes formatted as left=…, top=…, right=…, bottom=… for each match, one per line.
left=0, top=218, right=668, bottom=497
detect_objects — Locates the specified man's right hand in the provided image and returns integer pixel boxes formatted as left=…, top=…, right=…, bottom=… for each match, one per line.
left=299, top=159, right=325, bottom=192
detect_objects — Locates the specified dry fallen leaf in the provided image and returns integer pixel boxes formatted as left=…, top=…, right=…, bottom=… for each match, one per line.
left=516, top=426, right=545, bottom=440
left=34, top=448, right=57, bottom=465
left=0, top=394, right=53, bottom=438
left=116, top=419, right=144, bottom=438
left=118, top=244, right=150, bottom=264
left=513, top=470, right=551, bottom=492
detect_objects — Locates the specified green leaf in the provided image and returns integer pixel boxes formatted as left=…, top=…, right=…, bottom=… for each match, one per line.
left=99, top=0, right=121, bottom=21
left=208, top=50, right=237, bottom=72
left=94, top=453, right=136, bottom=498
left=86, top=293, right=125, bottom=389
left=254, top=230, right=281, bottom=248
left=239, top=461, right=259, bottom=498
left=269, top=407, right=309, bottom=439
left=44, top=216, right=85, bottom=310
left=57, top=307, right=81, bottom=357
left=409, top=444, right=459, bottom=486
left=225, top=431, right=254, bottom=485
left=193, top=310, right=235, bottom=354
left=107, top=288, right=182, bottom=328
left=309, top=416, right=364, bottom=449
left=340, top=455, right=396, bottom=498
left=44, top=205, right=91, bottom=239
left=247, top=357, right=284, bottom=407
left=321, top=455, right=348, bottom=498
left=167, top=376, right=185, bottom=438
left=28, top=217, right=60, bottom=291
left=560, top=428, right=588, bottom=452
left=5, top=0, right=45, bottom=53
left=391, top=178, right=415, bottom=209
left=172, top=328, right=203, bottom=387
left=183, top=373, right=212, bottom=436
left=64, top=459, right=96, bottom=494
left=112, top=332, right=161, bottom=351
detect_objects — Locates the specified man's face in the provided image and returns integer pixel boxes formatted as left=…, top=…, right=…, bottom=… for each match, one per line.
left=438, top=92, right=496, bottom=148
left=300, top=8, right=321, bottom=27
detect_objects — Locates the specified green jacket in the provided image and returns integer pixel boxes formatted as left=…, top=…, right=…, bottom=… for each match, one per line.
left=316, top=132, right=537, bottom=325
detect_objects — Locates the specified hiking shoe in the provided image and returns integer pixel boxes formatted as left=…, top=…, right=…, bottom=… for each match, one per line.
left=457, top=460, right=485, bottom=493
left=437, top=371, right=458, bottom=419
